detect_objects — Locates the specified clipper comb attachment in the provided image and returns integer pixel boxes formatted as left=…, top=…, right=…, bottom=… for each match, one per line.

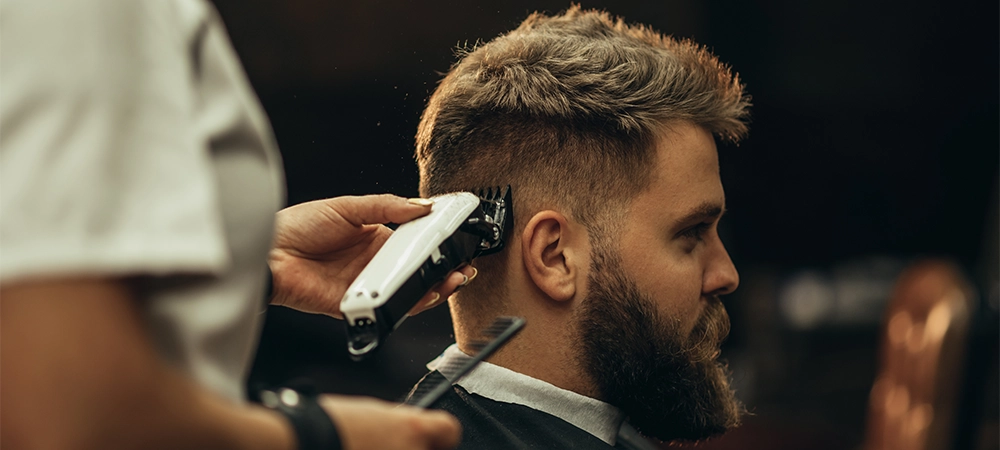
left=405, top=316, right=525, bottom=408
left=460, top=186, right=513, bottom=255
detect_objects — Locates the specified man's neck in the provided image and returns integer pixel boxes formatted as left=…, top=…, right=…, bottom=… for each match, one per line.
left=453, top=298, right=603, bottom=401
left=427, top=344, right=626, bottom=447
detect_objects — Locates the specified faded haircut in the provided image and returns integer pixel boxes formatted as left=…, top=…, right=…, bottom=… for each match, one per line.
left=415, top=5, right=750, bottom=311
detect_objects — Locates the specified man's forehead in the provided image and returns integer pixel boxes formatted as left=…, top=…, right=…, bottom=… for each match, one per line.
left=629, top=124, right=724, bottom=213
left=653, top=124, right=720, bottom=177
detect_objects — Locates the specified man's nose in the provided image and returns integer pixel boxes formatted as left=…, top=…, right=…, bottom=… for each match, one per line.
left=704, top=240, right=739, bottom=296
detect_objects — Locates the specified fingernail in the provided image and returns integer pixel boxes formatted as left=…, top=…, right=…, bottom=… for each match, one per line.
left=458, top=267, right=478, bottom=288
left=427, top=292, right=441, bottom=307
left=407, top=198, right=434, bottom=207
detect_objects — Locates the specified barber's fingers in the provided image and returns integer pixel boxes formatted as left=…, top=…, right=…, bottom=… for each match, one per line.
left=391, top=404, right=462, bottom=450
left=323, top=194, right=433, bottom=227
left=319, top=395, right=461, bottom=450
left=408, top=266, right=478, bottom=316
left=417, top=408, right=463, bottom=450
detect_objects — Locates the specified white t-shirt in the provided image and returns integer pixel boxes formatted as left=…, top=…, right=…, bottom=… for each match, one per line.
left=0, top=0, right=284, bottom=402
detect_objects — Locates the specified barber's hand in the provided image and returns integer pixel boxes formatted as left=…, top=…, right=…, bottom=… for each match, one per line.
left=268, top=194, right=476, bottom=318
left=319, top=395, right=461, bottom=450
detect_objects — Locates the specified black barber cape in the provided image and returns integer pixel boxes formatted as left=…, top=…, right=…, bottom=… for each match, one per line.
left=406, top=371, right=656, bottom=450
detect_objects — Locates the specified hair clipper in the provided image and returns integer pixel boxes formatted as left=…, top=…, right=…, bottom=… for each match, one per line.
left=340, top=186, right=513, bottom=360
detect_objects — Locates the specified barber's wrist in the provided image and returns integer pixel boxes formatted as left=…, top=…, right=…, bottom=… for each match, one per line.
left=251, top=405, right=299, bottom=450
left=259, top=386, right=343, bottom=450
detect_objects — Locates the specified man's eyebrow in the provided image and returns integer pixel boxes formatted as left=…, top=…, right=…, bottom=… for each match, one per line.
left=674, top=203, right=726, bottom=225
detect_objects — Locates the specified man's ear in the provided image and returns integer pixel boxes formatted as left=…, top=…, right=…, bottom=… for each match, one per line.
left=521, top=211, right=582, bottom=302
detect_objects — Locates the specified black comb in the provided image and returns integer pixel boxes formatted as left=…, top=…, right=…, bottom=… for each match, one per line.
left=406, top=316, right=525, bottom=408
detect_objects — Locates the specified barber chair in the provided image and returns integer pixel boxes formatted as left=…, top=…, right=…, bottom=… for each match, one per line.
left=864, top=260, right=974, bottom=450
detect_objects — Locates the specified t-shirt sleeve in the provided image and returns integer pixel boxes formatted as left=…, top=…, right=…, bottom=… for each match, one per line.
left=0, top=0, right=230, bottom=283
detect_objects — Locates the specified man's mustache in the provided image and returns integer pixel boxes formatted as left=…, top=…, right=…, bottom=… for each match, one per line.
left=683, top=296, right=731, bottom=361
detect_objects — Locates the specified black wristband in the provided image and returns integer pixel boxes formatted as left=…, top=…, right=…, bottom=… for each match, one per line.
left=260, top=387, right=342, bottom=450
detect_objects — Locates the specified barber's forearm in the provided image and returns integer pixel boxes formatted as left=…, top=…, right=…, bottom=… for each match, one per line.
left=0, top=280, right=296, bottom=450
left=3, top=369, right=295, bottom=450
left=126, top=366, right=296, bottom=450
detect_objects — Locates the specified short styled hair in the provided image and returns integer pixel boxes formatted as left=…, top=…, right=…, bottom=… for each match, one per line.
left=415, top=6, right=750, bottom=308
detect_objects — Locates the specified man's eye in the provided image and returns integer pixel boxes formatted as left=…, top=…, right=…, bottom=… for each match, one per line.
left=679, top=223, right=711, bottom=241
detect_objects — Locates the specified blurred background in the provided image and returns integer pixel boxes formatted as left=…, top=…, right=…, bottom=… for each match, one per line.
left=210, top=1, right=999, bottom=448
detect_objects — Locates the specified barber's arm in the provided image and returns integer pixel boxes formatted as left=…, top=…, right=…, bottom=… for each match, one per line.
left=1, top=194, right=467, bottom=450
left=0, top=1, right=466, bottom=446
left=2, top=279, right=293, bottom=450
left=1, top=278, right=460, bottom=450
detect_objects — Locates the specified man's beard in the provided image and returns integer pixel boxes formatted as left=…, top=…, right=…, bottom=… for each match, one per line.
left=576, top=246, right=743, bottom=443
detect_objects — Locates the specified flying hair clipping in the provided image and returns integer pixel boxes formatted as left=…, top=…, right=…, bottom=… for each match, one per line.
left=339, top=186, right=514, bottom=360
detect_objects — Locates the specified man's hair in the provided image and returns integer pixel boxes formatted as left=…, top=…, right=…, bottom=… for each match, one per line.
left=415, top=6, right=750, bottom=309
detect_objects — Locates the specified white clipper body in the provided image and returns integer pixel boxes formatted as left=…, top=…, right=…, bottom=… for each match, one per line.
left=340, top=187, right=512, bottom=359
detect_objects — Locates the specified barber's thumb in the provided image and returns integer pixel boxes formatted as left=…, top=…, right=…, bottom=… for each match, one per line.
left=337, top=194, right=433, bottom=226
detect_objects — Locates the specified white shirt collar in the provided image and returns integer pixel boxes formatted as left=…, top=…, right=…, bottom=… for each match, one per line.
left=427, top=344, right=625, bottom=446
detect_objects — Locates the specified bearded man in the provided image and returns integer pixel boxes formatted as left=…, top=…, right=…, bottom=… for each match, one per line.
left=407, top=6, right=751, bottom=448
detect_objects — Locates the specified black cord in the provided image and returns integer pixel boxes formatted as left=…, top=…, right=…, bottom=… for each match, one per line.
left=256, top=272, right=340, bottom=449
left=262, top=265, right=275, bottom=310
left=265, top=265, right=275, bottom=299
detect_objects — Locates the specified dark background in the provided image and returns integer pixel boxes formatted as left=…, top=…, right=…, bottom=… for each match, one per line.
left=211, top=1, right=999, bottom=448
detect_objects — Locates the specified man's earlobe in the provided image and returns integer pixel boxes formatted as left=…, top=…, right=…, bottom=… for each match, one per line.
left=521, top=211, right=579, bottom=302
